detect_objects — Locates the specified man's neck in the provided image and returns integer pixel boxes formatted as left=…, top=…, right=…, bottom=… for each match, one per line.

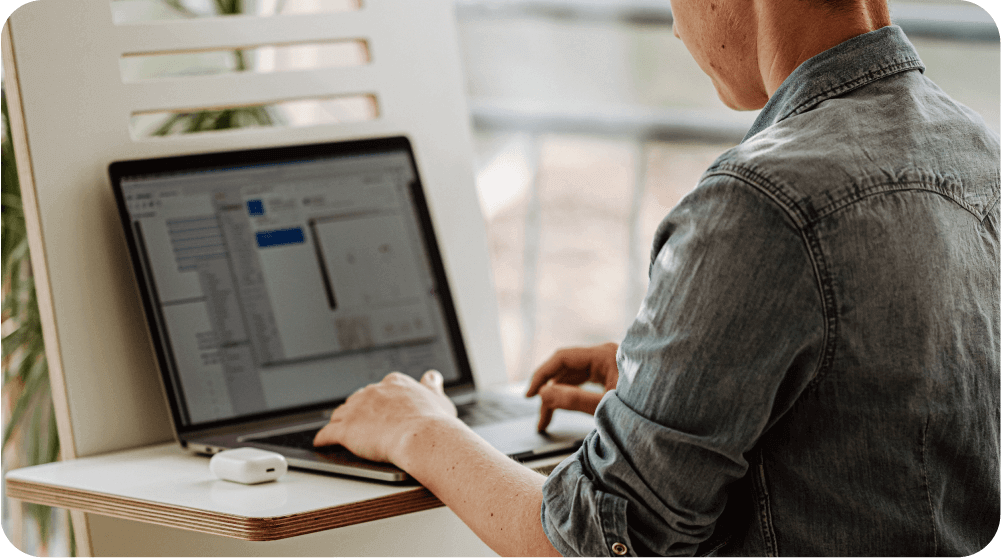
left=754, top=0, right=891, bottom=97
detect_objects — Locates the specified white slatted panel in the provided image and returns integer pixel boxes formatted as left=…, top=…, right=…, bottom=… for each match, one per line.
left=5, top=0, right=504, bottom=464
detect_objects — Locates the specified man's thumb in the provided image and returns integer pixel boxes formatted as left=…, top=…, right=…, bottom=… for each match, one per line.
left=421, top=369, right=445, bottom=394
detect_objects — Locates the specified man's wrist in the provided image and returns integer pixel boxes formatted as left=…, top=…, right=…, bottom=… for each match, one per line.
left=390, top=414, right=468, bottom=472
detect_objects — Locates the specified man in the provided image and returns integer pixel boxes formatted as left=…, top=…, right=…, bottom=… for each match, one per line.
left=315, top=0, right=1000, bottom=555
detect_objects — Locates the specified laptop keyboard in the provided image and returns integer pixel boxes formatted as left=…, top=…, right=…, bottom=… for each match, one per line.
left=252, top=428, right=340, bottom=453
left=252, top=396, right=539, bottom=452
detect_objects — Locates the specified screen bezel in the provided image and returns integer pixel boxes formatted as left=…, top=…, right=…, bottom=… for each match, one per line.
left=109, top=136, right=476, bottom=436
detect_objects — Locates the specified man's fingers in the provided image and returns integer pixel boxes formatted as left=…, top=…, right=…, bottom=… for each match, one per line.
left=536, top=383, right=604, bottom=432
left=525, top=353, right=564, bottom=397
left=526, top=344, right=618, bottom=397
left=313, top=419, right=343, bottom=447
left=540, top=383, right=604, bottom=414
left=537, top=405, right=554, bottom=433
left=526, top=349, right=588, bottom=396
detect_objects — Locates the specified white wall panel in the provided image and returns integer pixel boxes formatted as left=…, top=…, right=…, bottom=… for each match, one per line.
left=5, top=0, right=504, bottom=551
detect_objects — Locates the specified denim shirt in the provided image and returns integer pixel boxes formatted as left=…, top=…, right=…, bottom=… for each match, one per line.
left=541, top=26, right=1000, bottom=557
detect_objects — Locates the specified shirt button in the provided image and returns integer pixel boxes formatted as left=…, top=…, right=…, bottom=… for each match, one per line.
left=611, top=542, right=628, bottom=555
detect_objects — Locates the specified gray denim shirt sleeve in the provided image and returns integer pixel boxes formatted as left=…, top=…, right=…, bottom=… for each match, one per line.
left=540, top=174, right=827, bottom=556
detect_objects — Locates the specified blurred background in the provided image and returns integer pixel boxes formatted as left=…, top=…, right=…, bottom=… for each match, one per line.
left=2, top=0, right=998, bottom=554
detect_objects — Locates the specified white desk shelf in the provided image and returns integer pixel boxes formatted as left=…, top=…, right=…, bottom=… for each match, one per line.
left=5, top=443, right=567, bottom=543
left=5, top=443, right=440, bottom=541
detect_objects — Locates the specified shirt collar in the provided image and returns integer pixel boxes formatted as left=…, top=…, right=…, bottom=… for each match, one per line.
left=743, top=25, right=925, bottom=142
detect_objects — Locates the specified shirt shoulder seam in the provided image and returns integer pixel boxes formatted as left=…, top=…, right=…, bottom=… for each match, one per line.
left=812, top=181, right=996, bottom=223
left=982, top=191, right=1001, bottom=225
left=703, top=165, right=810, bottom=228
left=708, top=162, right=998, bottom=226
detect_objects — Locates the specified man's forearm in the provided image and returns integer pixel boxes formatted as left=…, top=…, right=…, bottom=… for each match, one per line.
left=394, top=416, right=561, bottom=557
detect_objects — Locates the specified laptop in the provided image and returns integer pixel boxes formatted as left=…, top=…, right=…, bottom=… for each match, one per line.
left=109, top=136, right=594, bottom=482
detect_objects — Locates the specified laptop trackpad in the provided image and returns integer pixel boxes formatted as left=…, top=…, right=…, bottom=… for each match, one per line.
left=472, top=410, right=595, bottom=460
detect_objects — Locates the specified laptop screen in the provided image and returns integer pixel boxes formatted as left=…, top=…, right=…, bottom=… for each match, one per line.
left=111, top=137, right=471, bottom=431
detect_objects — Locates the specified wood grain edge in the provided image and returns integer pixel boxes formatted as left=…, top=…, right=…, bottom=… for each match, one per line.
left=6, top=478, right=445, bottom=541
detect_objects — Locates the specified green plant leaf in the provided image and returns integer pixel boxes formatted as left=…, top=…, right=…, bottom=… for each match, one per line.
left=1, top=258, right=31, bottom=324
left=3, top=241, right=29, bottom=292
left=46, top=402, right=61, bottom=463
left=2, top=328, right=30, bottom=362
left=151, top=113, right=187, bottom=136
left=1, top=205, right=20, bottom=265
left=27, top=398, right=42, bottom=468
left=189, top=111, right=212, bottom=131
left=20, top=338, right=47, bottom=379
left=161, top=0, right=198, bottom=18
left=26, top=396, right=57, bottom=542
left=2, top=356, right=47, bottom=448
left=2, top=190, right=24, bottom=209
left=214, top=0, right=242, bottom=16
left=2, top=81, right=64, bottom=554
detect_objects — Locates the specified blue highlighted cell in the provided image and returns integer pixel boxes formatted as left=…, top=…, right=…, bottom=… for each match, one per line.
left=247, top=200, right=265, bottom=216
left=256, top=227, right=305, bottom=248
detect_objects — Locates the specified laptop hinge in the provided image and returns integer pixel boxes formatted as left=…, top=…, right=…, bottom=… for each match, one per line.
left=447, top=385, right=477, bottom=405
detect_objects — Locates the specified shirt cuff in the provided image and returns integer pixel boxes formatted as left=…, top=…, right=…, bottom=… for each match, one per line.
left=541, top=449, right=636, bottom=557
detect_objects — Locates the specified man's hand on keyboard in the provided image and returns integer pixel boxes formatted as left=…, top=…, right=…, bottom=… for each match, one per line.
left=313, top=370, right=458, bottom=464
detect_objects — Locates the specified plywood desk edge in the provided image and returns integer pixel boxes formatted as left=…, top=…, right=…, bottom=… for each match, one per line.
left=4, top=443, right=443, bottom=541
left=5, top=442, right=568, bottom=542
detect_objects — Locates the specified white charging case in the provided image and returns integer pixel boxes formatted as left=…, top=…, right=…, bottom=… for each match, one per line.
left=209, top=448, right=288, bottom=484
